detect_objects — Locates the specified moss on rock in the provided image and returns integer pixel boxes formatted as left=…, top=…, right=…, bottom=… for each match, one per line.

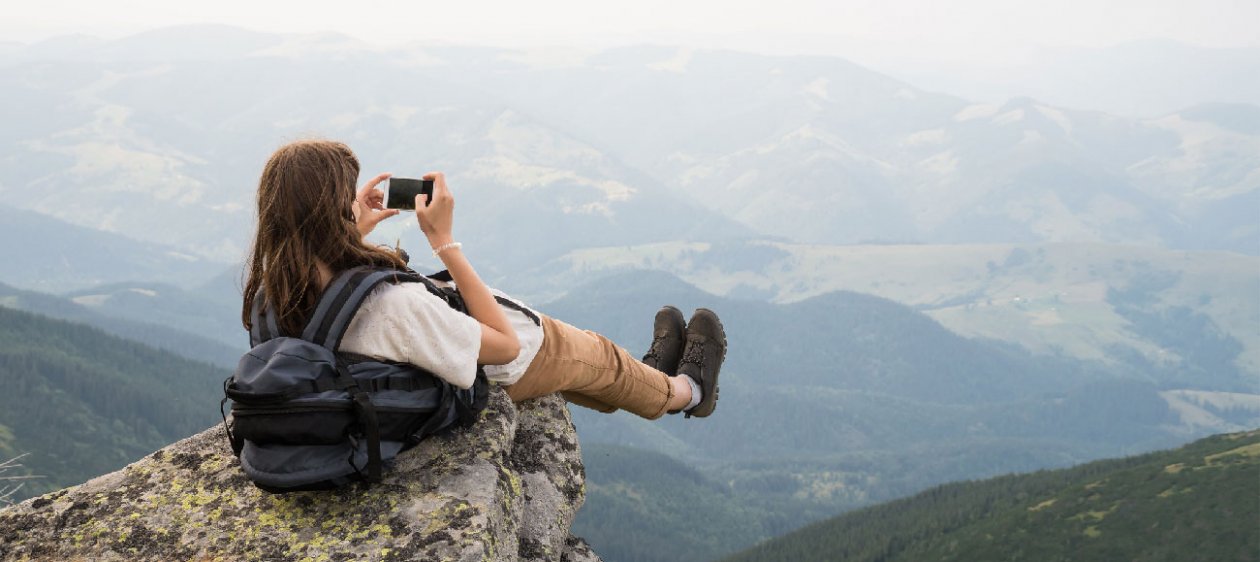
left=0, top=390, right=600, bottom=562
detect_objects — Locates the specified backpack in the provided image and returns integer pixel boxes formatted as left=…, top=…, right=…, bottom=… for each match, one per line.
left=220, top=265, right=494, bottom=493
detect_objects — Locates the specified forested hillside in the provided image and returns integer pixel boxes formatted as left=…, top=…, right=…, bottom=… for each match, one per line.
left=575, top=444, right=841, bottom=562
left=0, top=281, right=243, bottom=368
left=721, top=430, right=1260, bottom=562
left=545, top=270, right=1225, bottom=562
left=0, top=306, right=228, bottom=500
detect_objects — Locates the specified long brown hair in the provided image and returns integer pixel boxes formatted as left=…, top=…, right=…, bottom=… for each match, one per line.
left=242, top=139, right=406, bottom=336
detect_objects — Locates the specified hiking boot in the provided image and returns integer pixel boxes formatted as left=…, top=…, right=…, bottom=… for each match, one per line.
left=642, top=305, right=686, bottom=376
left=677, top=308, right=726, bottom=418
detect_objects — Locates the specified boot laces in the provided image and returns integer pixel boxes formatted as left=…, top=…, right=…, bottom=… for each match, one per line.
left=680, top=340, right=705, bottom=367
left=644, top=334, right=669, bottom=362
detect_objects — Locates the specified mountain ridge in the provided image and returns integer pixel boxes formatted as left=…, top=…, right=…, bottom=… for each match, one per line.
left=720, top=429, right=1260, bottom=562
left=0, top=280, right=242, bottom=367
left=524, top=241, right=1260, bottom=388
left=1, top=27, right=1254, bottom=269
left=0, top=204, right=225, bottom=293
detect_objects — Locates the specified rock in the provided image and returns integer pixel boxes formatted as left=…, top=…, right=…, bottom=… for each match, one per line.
left=0, top=390, right=601, bottom=562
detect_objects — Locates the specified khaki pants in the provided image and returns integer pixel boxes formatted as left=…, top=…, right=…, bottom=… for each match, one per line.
left=503, top=315, right=675, bottom=420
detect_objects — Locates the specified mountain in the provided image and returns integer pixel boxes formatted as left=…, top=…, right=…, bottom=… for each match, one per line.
left=60, top=280, right=246, bottom=351
left=0, top=306, right=228, bottom=501
left=474, top=46, right=1260, bottom=254
left=544, top=270, right=1260, bottom=561
left=542, top=270, right=1254, bottom=456
left=0, top=29, right=1254, bottom=279
left=884, top=39, right=1260, bottom=119
left=0, top=281, right=242, bottom=367
left=720, top=429, right=1260, bottom=562
left=0, top=204, right=224, bottom=293
left=522, top=241, right=1260, bottom=391
left=0, top=35, right=751, bottom=271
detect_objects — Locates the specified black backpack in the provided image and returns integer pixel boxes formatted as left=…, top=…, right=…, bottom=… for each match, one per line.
left=221, top=266, right=498, bottom=493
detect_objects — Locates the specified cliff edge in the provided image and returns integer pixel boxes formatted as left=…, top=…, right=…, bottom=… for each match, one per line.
left=0, top=390, right=601, bottom=562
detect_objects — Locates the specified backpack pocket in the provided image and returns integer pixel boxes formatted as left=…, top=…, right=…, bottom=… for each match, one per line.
left=230, top=358, right=455, bottom=446
left=345, top=361, right=449, bottom=442
left=229, top=338, right=354, bottom=445
left=232, top=395, right=356, bottom=445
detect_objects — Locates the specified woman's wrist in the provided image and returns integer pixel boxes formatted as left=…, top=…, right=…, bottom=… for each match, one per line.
left=426, top=234, right=455, bottom=249
left=432, top=241, right=462, bottom=257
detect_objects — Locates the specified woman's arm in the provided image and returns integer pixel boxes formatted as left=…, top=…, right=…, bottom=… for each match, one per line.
left=415, top=172, right=520, bottom=365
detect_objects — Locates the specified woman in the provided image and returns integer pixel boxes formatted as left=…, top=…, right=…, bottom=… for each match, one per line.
left=242, top=139, right=725, bottom=420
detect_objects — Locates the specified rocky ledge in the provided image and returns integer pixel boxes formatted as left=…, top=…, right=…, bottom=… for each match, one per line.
left=0, top=390, right=600, bottom=562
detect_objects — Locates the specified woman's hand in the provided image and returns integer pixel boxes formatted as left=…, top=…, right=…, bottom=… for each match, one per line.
left=355, top=172, right=401, bottom=237
left=415, top=172, right=455, bottom=247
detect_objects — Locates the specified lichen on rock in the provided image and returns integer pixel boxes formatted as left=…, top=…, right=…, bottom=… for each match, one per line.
left=0, top=390, right=600, bottom=562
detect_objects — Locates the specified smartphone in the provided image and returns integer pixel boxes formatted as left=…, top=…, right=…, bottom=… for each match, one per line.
left=385, top=177, right=434, bottom=210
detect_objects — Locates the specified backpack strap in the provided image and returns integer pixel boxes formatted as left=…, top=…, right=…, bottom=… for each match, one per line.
left=405, top=382, right=454, bottom=445
left=220, top=376, right=244, bottom=458
left=495, top=295, right=541, bottom=327
left=248, top=293, right=282, bottom=346
left=303, top=263, right=479, bottom=478
left=301, top=266, right=425, bottom=350
left=425, top=269, right=541, bottom=327
left=348, top=378, right=383, bottom=481
left=427, top=269, right=455, bottom=283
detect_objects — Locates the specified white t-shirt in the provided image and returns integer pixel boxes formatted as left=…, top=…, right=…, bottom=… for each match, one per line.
left=338, top=280, right=545, bottom=389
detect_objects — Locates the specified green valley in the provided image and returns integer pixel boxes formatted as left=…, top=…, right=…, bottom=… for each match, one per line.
left=721, top=430, right=1260, bottom=562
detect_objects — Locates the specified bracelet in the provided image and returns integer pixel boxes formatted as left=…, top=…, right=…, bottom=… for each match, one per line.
left=432, top=241, right=463, bottom=257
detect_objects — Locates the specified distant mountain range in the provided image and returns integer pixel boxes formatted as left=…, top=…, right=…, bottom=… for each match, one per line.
left=0, top=26, right=1255, bottom=271
left=720, top=429, right=1260, bottom=562
left=0, top=204, right=223, bottom=292
left=520, top=240, right=1260, bottom=391
left=884, top=39, right=1260, bottom=119
left=468, top=45, right=1260, bottom=255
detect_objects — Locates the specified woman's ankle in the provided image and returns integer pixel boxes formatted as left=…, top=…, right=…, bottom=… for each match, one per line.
left=666, top=375, right=700, bottom=412
left=665, top=376, right=689, bottom=411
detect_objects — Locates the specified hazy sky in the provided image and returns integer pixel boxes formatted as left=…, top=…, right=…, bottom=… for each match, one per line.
left=3, top=0, right=1257, bottom=65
